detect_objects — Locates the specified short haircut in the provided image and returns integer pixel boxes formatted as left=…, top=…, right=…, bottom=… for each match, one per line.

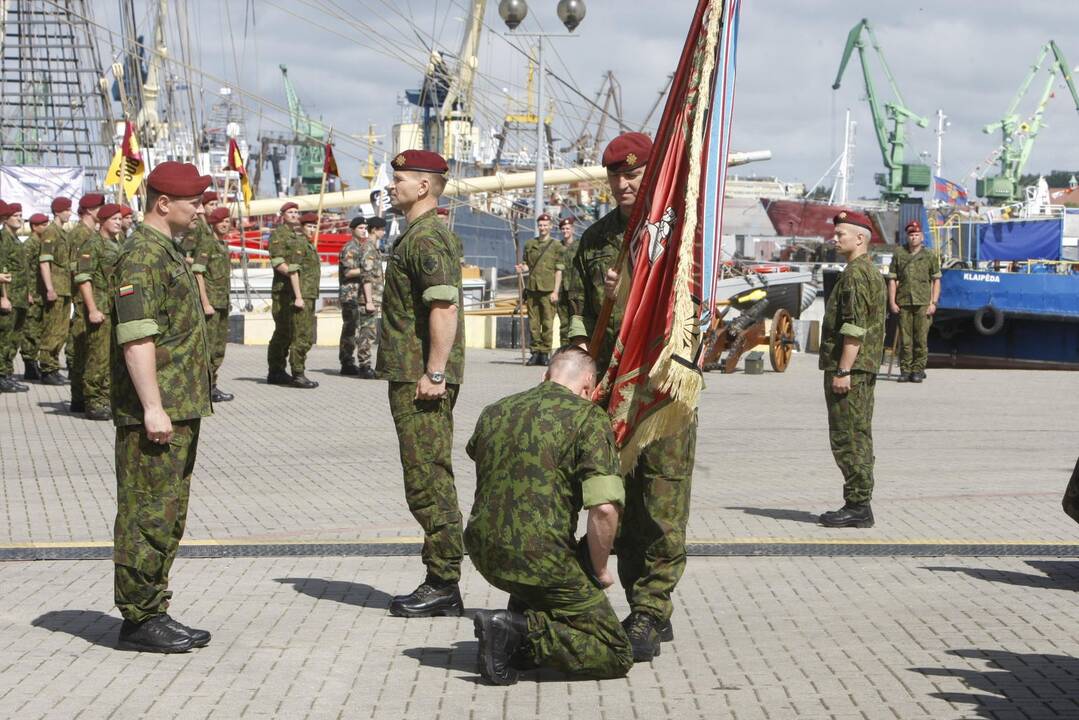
left=428, top=173, right=448, bottom=196
left=145, top=188, right=162, bottom=212
left=548, top=346, right=597, bottom=382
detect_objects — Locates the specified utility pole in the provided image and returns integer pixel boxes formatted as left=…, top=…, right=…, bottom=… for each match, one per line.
left=534, top=36, right=545, bottom=215
left=935, top=109, right=947, bottom=178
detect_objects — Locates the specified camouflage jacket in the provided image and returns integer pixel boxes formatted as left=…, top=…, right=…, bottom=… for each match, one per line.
left=23, top=233, right=42, bottom=301
left=0, top=227, right=29, bottom=309
left=192, top=232, right=231, bottom=309
left=887, top=246, right=942, bottom=306
left=820, top=253, right=886, bottom=374
left=523, top=235, right=561, bottom=292
left=110, top=223, right=212, bottom=426
left=464, top=381, right=625, bottom=585
left=559, top=240, right=578, bottom=293
left=289, top=237, right=321, bottom=300
left=376, top=209, right=465, bottom=384
left=39, top=223, right=72, bottom=297
left=268, top=223, right=303, bottom=294
left=338, top=238, right=363, bottom=303
left=67, top=223, right=96, bottom=303
left=179, top=217, right=210, bottom=260
left=74, top=233, right=122, bottom=312
left=358, top=238, right=384, bottom=311
left=567, top=209, right=628, bottom=376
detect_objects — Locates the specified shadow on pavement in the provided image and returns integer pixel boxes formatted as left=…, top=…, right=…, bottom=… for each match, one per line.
left=274, top=577, right=394, bottom=609
left=724, top=506, right=819, bottom=524
left=921, top=560, right=1079, bottom=590
left=403, top=640, right=481, bottom=676
left=36, top=400, right=74, bottom=416
left=911, top=649, right=1079, bottom=718
left=234, top=376, right=269, bottom=384
left=31, top=609, right=121, bottom=649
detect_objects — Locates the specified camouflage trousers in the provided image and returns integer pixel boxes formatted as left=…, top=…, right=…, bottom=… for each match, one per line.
left=616, top=418, right=696, bottom=623
left=84, top=313, right=112, bottom=411
left=267, top=292, right=293, bottom=374
left=69, top=302, right=87, bottom=403
left=339, top=302, right=379, bottom=368
left=525, top=290, right=555, bottom=353
left=0, top=306, right=27, bottom=375
left=22, top=298, right=43, bottom=366
left=557, top=297, right=571, bottom=348
left=898, top=305, right=931, bottom=374
left=114, top=419, right=200, bottom=623
left=289, top=301, right=316, bottom=375
left=37, top=297, right=71, bottom=374
left=473, top=564, right=633, bottom=679
left=824, top=371, right=877, bottom=504
left=388, top=381, right=463, bottom=583
left=205, top=309, right=229, bottom=386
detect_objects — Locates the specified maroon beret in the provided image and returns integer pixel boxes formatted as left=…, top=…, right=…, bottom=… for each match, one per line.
left=280, top=201, right=299, bottom=214
left=537, top=213, right=551, bottom=222
left=120, top=205, right=134, bottom=217
left=391, top=149, right=449, bottom=174
left=904, top=219, right=922, bottom=233
left=97, top=204, right=122, bottom=221
left=832, top=210, right=874, bottom=233
left=4, top=202, right=22, bottom=215
left=207, top=207, right=230, bottom=225
left=0, top=202, right=8, bottom=218
left=78, top=193, right=105, bottom=211
left=300, top=212, right=319, bottom=224
left=51, top=197, right=72, bottom=213
left=603, top=132, right=652, bottom=172
left=559, top=215, right=576, bottom=225
left=29, top=213, right=49, bottom=226
left=202, top=191, right=219, bottom=204
left=146, top=161, right=211, bottom=197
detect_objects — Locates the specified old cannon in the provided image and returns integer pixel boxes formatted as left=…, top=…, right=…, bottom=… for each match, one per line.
left=700, top=287, right=797, bottom=373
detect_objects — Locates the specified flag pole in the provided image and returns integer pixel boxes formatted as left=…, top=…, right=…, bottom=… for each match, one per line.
left=314, top=127, right=333, bottom=255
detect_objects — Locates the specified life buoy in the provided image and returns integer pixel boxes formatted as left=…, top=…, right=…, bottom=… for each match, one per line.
left=973, top=305, right=1005, bottom=336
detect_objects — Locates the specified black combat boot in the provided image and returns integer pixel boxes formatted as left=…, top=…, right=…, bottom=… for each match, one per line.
left=160, top=614, right=212, bottom=648
left=1, top=376, right=28, bottom=393
left=473, top=610, right=528, bottom=685
left=211, top=386, right=234, bottom=402
left=266, top=369, right=292, bottom=385
left=818, top=502, right=874, bottom=528
left=525, top=352, right=541, bottom=366
left=40, top=371, right=66, bottom=386
left=68, top=398, right=85, bottom=413
left=340, top=363, right=360, bottom=376
left=622, top=613, right=674, bottom=644
left=896, top=372, right=910, bottom=383
left=290, top=374, right=319, bottom=389
left=85, top=406, right=112, bottom=421
left=911, top=370, right=925, bottom=383
left=623, top=611, right=662, bottom=662
left=117, top=615, right=195, bottom=653
left=389, top=577, right=463, bottom=618
left=357, top=365, right=377, bottom=379
left=537, top=352, right=550, bottom=366
left=23, top=360, right=41, bottom=381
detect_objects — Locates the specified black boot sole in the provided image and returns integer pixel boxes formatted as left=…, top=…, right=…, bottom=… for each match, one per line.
left=819, top=518, right=875, bottom=528
left=388, top=600, right=464, bottom=619
left=117, top=638, right=194, bottom=654
left=473, top=613, right=519, bottom=685
left=631, top=639, right=660, bottom=663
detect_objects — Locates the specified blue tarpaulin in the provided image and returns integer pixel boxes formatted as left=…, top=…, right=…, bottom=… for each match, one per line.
left=977, top=219, right=1062, bottom=261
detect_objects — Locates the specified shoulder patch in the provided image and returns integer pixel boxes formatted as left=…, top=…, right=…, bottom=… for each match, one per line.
left=115, top=284, right=146, bottom=323
left=421, top=255, right=439, bottom=275
left=77, top=253, right=92, bottom=272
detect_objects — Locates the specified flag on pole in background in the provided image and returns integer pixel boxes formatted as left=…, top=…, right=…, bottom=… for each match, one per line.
left=372, top=159, right=392, bottom=216
left=933, top=175, right=969, bottom=206
left=226, top=138, right=252, bottom=211
left=600, top=0, right=742, bottom=469
left=104, top=121, right=144, bottom=200
left=323, top=142, right=348, bottom=191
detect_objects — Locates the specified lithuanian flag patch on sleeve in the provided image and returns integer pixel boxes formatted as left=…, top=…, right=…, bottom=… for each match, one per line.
left=119, top=284, right=136, bottom=297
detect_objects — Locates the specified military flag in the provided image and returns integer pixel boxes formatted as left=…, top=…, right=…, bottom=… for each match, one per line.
left=933, top=175, right=969, bottom=206
left=104, top=121, right=145, bottom=201
left=372, top=158, right=393, bottom=216
left=226, top=138, right=252, bottom=211
left=596, top=0, right=742, bottom=469
left=323, top=142, right=348, bottom=191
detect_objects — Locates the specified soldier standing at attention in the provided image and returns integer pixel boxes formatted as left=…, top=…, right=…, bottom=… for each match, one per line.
left=119, top=205, right=135, bottom=237
left=0, top=202, right=31, bottom=392
left=266, top=201, right=302, bottom=385
left=338, top=216, right=368, bottom=376
left=37, top=197, right=74, bottom=386
left=467, top=348, right=632, bottom=685
left=887, top=219, right=940, bottom=384
left=566, top=132, right=692, bottom=663
left=378, top=150, right=466, bottom=618
left=339, top=216, right=384, bottom=379
left=75, top=204, right=124, bottom=421
left=192, top=206, right=234, bottom=402
left=818, top=210, right=887, bottom=529
left=367, top=215, right=387, bottom=250
left=68, top=193, right=105, bottom=413
left=516, top=213, right=559, bottom=366
left=556, top=216, right=577, bottom=347
left=20, top=213, right=49, bottom=381
left=278, top=212, right=321, bottom=389
left=110, top=161, right=214, bottom=653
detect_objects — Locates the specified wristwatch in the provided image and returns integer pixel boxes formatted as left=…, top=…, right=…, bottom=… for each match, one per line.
left=834, top=368, right=852, bottom=378
left=426, top=370, right=445, bottom=384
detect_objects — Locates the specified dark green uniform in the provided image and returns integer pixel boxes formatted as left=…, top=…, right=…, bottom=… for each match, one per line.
left=21, top=232, right=43, bottom=367
left=192, top=230, right=231, bottom=387
left=557, top=239, right=577, bottom=347
left=339, top=237, right=384, bottom=368
left=75, top=232, right=122, bottom=412
left=68, top=222, right=97, bottom=404
left=286, top=234, right=320, bottom=375
left=37, top=222, right=73, bottom=374
left=819, top=252, right=886, bottom=504
left=0, top=227, right=29, bottom=376
left=266, top=224, right=305, bottom=375
left=887, top=247, right=941, bottom=375
left=566, top=208, right=694, bottom=625
left=376, top=208, right=465, bottom=583
left=465, top=381, right=632, bottom=678
left=111, top=223, right=212, bottom=624
left=523, top=234, right=561, bottom=353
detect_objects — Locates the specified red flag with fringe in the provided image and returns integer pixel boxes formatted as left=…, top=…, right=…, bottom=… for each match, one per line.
left=226, top=138, right=252, bottom=211
left=323, top=143, right=348, bottom=190
left=598, top=0, right=741, bottom=470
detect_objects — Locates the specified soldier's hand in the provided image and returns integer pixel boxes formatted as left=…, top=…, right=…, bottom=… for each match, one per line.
left=365, top=301, right=376, bottom=313
left=831, top=374, right=852, bottom=395
left=143, top=406, right=173, bottom=445
left=0, top=272, right=10, bottom=282
left=203, top=305, right=216, bottom=317
left=46, top=289, right=58, bottom=303
left=293, top=297, right=305, bottom=309
left=595, top=568, right=615, bottom=589
left=89, top=309, right=105, bottom=325
left=889, top=301, right=900, bottom=315
left=415, top=375, right=447, bottom=401
left=549, top=291, right=559, bottom=303
left=603, top=268, right=619, bottom=301
left=0, top=296, right=10, bottom=313
left=926, top=302, right=937, bottom=317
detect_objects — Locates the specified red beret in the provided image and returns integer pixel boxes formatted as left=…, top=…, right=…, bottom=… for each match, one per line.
left=79, top=193, right=105, bottom=211
left=97, top=203, right=122, bottom=221
left=603, top=132, right=652, bottom=172
left=51, top=197, right=72, bottom=213
left=207, top=207, right=230, bottom=225
left=0, top=202, right=7, bottom=218
left=120, top=205, right=134, bottom=217
left=202, top=191, right=219, bottom=204
left=559, top=215, right=576, bottom=225
left=391, top=149, right=449, bottom=174
left=146, top=161, right=211, bottom=197
left=904, top=220, right=922, bottom=233
left=4, top=202, right=22, bottom=215
left=280, top=201, right=299, bottom=214
left=832, top=209, right=874, bottom=233
left=537, top=213, right=551, bottom=222
left=29, top=213, right=49, bottom=225
left=300, top=212, right=319, bottom=224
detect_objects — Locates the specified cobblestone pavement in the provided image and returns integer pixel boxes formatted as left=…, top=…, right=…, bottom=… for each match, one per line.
left=1, top=346, right=1077, bottom=718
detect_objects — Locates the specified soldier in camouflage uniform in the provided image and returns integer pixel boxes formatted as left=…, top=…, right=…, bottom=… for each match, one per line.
left=75, top=204, right=124, bottom=421
left=516, top=213, right=560, bottom=365
left=266, top=201, right=305, bottom=385
left=20, top=214, right=50, bottom=380
left=556, top=216, right=577, bottom=347
left=67, top=193, right=105, bottom=413
left=887, top=219, right=941, bottom=383
left=192, top=206, right=234, bottom=402
left=110, top=161, right=214, bottom=654
left=377, top=149, right=466, bottom=618
left=120, top=205, right=135, bottom=237
left=467, top=348, right=633, bottom=685
left=178, top=191, right=216, bottom=264
left=0, top=202, right=30, bottom=393
left=818, top=210, right=886, bottom=529
left=276, top=212, right=322, bottom=389
left=339, top=216, right=384, bottom=378
left=338, top=216, right=367, bottom=375
left=566, top=132, right=692, bottom=663
left=36, top=198, right=74, bottom=385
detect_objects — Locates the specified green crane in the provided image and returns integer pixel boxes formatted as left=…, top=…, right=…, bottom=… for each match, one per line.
left=832, top=18, right=930, bottom=201
left=977, top=40, right=1079, bottom=203
left=280, top=64, right=326, bottom=194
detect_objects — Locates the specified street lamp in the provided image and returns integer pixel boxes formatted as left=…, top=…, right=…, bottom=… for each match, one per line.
left=499, top=0, right=586, bottom=218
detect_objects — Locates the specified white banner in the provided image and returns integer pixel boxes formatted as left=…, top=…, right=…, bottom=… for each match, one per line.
left=0, top=166, right=84, bottom=216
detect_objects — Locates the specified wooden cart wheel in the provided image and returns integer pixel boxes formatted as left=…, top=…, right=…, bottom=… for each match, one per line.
left=768, top=308, right=795, bottom=372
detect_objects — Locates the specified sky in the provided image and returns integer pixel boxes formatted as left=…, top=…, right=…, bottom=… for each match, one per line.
left=96, top=0, right=1079, bottom=199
